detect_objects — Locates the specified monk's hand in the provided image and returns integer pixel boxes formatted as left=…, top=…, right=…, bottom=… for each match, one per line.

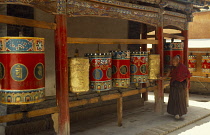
left=157, top=75, right=165, bottom=80
left=158, top=77, right=164, bottom=80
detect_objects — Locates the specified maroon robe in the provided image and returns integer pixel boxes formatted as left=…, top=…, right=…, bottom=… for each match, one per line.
left=170, top=63, right=191, bottom=84
left=167, top=63, right=191, bottom=116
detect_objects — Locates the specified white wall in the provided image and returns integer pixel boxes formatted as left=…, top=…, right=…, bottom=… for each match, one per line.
left=34, top=9, right=129, bottom=96
left=188, top=39, right=210, bottom=48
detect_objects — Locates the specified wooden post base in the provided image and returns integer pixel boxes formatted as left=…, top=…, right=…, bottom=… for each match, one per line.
left=186, top=90, right=189, bottom=107
left=117, top=97, right=123, bottom=127
left=154, top=80, right=164, bottom=115
left=142, top=83, right=148, bottom=101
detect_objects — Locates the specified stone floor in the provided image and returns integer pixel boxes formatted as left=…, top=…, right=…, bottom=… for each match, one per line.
left=31, top=92, right=210, bottom=135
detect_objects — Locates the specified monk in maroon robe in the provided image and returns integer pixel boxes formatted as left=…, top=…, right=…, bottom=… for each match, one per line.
left=165, top=56, right=191, bottom=119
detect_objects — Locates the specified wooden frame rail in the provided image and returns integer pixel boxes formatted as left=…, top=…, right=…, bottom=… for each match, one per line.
left=67, top=37, right=158, bottom=44
left=0, top=86, right=157, bottom=123
left=191, top=76, right=210, bottom=82
left=0, top=15, right=56, bottom=30
left=147, top=33, right=185, bottom=40
left=163, top=33, right=185, bottom=40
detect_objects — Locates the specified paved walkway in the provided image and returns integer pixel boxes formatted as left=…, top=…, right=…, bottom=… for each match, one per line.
left=168, top=115, right=210, bottom=135
left=72, top=92, right=210, bottom=135
left=32, top=92, right=210, bottom=135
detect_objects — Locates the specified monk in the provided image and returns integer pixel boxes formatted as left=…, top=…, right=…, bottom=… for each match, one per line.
left=164, top=56, right=191, bottom=119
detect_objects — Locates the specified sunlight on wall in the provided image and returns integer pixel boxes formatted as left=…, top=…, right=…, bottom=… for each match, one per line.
left=147, top=39, right=210, bottom=49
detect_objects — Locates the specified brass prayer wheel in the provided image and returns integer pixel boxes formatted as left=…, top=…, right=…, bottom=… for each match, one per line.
left=148, top=54, right=160, bottom=80
left=68, top=57, right=89, bottom=93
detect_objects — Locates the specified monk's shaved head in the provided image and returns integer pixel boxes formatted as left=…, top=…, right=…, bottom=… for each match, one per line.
left=173, top=56, right=180, bottom=62
left=172, top=55, right=180, bottom=66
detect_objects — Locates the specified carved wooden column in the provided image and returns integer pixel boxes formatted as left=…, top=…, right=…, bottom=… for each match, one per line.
left=182, top=21, right=189, bottom=66
left=141, top=23, right=148, bottom=101
left=155, top=9, right=164, bottom=114
left=182, top=23, right=189, bottom=106
left=55, top=0, right=70, bottom=134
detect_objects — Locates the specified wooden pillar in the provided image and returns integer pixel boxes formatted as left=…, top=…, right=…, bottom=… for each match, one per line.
left=141, top=23, right=147, bottom=51
left=182, top=26, right=189, bottom=106
left=182, top=30, right=188, bottom=66
left=128, top=21, right=141, bottom=51
left=154, top=10, right=164, bottom=114
left=141, top=23, right=148, bottom=101
left=117, top=97, right=123, bottom=126
left=182, top=30, right=188, bottom=67
left=55, top=14, right=70, bottom=135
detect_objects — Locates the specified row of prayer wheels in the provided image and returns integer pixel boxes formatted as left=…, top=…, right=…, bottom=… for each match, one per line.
left=0, top=37, right=160, bottom=104
left=0, top=37, right=207, bottom=104
left=69, top=51, right=160, bottom=93
left=164, top=42, right=210, bottom=73
left=188, top=55, right=210, bottom=73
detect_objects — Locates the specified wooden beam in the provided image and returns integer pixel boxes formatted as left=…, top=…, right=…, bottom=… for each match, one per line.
left=191, top=77, right=210, bottom=82
left=147, top=35, right=156, bottom=38
left=0, top=113, right=23, bottom=123
left=67, top=37, right=158, bottom=44
left=163, top=33, right=185, bottom=40
left=0, top=15, right=56, bottom=30
left=147, top=85, right=158, bottom=91
left=28, top=107, right=59, bottom=118
left=101, top=93, right=121, bottom=101
left=0, top=86, right=157, bottom=123
left=122, top=88, right=146, bottom=97
left=117, top=97, right=123, bottom=127
left=148, top=33, right=185, bottom=40
left=69, top=97, right=100, bottom=108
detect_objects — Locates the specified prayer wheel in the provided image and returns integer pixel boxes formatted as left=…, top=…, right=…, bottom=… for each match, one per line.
left=148, top=54, right=160, bottom=80
left=68, top=57, right=89, bottom=93
left=130, top=52, right=148, bottom=83
left=164, top=42, right=184, bottom=72
left=111, top=51, right=130, bottom=88
left=0, top=37, right=45, bottom=104
left=188, top=55, right=197, bottom=72
left=85, top=53, right=112, bottom=91
left=201, top=55, right=210, bottom=73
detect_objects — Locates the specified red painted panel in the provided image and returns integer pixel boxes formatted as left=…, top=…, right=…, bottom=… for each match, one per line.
left=111, top=51, right=130, bottom=88
left=0, top=53, right=44, bottom=89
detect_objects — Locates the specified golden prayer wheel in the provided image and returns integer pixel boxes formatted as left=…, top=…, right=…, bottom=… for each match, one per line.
left=68, top=57, right=89, bottom=93
left=148, top=54, right=160, bottom=80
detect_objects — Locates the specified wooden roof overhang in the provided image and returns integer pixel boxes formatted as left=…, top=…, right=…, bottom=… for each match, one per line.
left=0, top=0, right=195, bottom=30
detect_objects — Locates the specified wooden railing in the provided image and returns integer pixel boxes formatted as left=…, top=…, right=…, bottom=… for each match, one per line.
left=0, top=86, right=160, bottom=124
